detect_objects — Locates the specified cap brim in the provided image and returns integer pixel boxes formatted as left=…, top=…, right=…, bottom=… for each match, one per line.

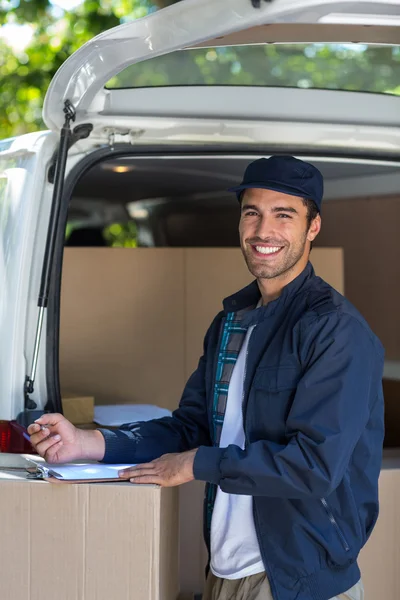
left=228, top=182, right=319, bottom=209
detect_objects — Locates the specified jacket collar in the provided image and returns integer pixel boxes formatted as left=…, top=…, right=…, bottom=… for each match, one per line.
left=223, top=262, right=315, bottom=324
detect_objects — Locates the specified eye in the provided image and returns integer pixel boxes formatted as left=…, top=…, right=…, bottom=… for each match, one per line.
left=243, top=211, right=259, bottom=217
left=277, top=213, right=292, bottom=219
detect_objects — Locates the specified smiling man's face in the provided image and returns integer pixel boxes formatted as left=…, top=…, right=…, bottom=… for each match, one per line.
left=239, top=188, right=320, bottom=281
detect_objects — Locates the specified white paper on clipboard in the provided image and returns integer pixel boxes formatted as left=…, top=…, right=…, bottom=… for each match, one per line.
left=26, top=460, right=135, bottom=482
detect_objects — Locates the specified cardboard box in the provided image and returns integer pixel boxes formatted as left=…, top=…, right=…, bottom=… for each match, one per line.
left=60, top=247, right=344, bottom=410
left=358, top=455, right=400, bottom=600
left=0, top=458, right=179, bottom=600
left=62, top=393, right=94, bottom=425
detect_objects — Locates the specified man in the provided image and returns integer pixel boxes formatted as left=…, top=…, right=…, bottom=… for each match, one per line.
left=29, top=156, right=384, bottom=600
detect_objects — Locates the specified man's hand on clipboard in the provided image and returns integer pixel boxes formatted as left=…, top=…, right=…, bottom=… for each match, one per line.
left=118, top=449, right=198, bottom=487
left=28, top=412, right=197, bottom=488
left=27, top=414, right=105, bottom=463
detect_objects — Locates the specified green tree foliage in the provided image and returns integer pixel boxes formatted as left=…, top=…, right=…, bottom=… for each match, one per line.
left=0, top=0, right=179, bottom=138
left=108, top=43, right=400, bottom=95
left=65, top=220, right=138, bottom=247
left=1, top=0, right=399, bottom=140
left=103, top=221, right=138, bottom=247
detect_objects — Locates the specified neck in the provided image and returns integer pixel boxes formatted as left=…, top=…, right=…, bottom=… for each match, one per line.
left=257, top=258, right=309, bottom=306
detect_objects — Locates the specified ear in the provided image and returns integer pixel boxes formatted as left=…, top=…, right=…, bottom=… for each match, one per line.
left=307, top=214, right=321, bottom=242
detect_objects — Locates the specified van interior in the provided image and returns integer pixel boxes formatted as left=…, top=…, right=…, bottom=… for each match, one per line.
left=56, top=151, right=400, bottom=594
left=62, top=153, right=400, bottom=435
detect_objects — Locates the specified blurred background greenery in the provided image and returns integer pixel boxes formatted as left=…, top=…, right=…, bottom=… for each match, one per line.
left=0, top=0, right=179, bottom=139
left=0, top=0, right=399, bottom=141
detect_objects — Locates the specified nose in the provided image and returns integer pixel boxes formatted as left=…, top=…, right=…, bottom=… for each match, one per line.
left=254, top=213, right=277, bottom=239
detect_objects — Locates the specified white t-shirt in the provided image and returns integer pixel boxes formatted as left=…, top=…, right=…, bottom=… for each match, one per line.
left=210, top=322, right=265, bottom=580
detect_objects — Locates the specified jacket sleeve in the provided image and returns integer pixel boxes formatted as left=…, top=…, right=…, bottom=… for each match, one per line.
left=99, top=317, right=217, bottom=464
left=193, top=312, right=384, bottom=499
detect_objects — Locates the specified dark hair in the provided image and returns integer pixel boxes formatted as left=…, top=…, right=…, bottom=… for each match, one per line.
left=302, top=198, right=319, bottom=251
left=302, top=197, right=319, bottom=229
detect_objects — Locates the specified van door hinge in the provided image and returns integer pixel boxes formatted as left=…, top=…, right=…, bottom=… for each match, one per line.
left=104, top=127, right=130, bottom=150
left=251, top=0, right=273, bottom=7
left=19, top=99, right=76, bottom=425
left=103, top=127, right=145, bottom=149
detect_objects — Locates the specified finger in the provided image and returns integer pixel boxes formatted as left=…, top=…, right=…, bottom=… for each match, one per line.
left=130, top=462, right=157, bottom=470
left=118, top=463, right=156, bottom=477
left=34, top=413, right=65, bottom=427
left=119, top=467, right=157, bottom=479
left=44, top=440, right=63, bottom=463
left=34, top=434, right=62, bottom=458
left=28, top=425, right=47, bottom=442
left=27, top=423, right=42, bottom=435
left=29, top=426, right=56, bottom=450
left=30, top=423, right=57, bottom=441
left=129, top=475, right=161, bottom=485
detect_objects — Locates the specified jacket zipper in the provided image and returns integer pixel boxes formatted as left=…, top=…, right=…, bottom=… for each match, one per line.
left=320, top=497, right=350, bottom=552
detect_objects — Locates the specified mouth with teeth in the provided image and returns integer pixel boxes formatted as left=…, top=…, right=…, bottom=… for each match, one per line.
left=251, top=244, right=284, bottom=258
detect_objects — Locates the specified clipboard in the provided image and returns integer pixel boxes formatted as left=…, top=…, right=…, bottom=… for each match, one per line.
left=25, top=460, right=135, bottom=483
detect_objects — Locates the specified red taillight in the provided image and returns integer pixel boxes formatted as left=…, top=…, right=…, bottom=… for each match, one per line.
left=0, top=421, right=34, bottom=454
left=0, top=421, right=12, bottom=452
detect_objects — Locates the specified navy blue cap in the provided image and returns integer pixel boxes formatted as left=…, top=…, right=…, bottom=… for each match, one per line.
left=229, top=155, right=324, bottom=212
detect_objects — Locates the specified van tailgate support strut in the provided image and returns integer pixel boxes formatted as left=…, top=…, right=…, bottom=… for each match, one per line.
left=19, top=100, right=76, bottom=426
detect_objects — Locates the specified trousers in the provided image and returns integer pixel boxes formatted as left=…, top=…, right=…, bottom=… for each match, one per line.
left=202, top=572, right=364, bottom=600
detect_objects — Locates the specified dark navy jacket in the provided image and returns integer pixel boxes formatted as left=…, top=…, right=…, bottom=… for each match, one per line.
left=101, top=263, right=385, bottom=600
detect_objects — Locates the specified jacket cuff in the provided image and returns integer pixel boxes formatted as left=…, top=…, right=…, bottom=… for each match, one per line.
left=193, top=445, right=225, bottom=484
left=97, top=428, right=137, bottom=463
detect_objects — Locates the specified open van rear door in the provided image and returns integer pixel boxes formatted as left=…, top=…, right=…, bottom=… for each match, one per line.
left=42, top=0, right=400, bottom=131
left=21, top=0, right=400, bottom=424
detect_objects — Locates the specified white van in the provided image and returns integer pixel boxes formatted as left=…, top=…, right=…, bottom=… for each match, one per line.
left=1, top=0, right=400, bottom=453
